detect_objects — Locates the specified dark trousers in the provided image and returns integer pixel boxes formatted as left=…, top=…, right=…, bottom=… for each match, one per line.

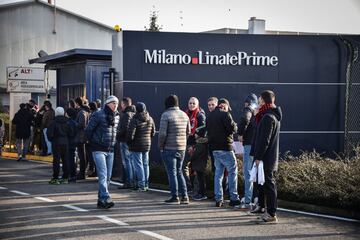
left=253, top=181, right=265, bottom=208
left=196, top=171, right=206, bottom=195
left=77, top=143, right=87, bottom=177
left=87, top=144, right=96, bottom=172
left=53, top=144, right=69, bottom=179
left=68, top=147, right=76, bottom=178
left=183, top=147, right=195, bottom=190
left=263, top=170, right=277, bottom=217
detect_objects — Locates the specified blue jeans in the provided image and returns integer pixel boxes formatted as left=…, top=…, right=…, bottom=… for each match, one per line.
left=162, top=150, right=188, bottom=198
left=130, top=151, right=149, bottom=190
left=213, top=150, right=240, bottom=202
left=43, top=128, right=52, bottom=154
left=243, top=145, right=254, bottom=203
left=119, top=142, right=134, bottom=185
left=93, top=151, right=114, bottom=201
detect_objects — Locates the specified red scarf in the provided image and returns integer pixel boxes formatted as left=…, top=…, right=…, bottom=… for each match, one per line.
left=186, top=108, right=200, bottom=135
left=256, top=103, right=274, bottom=124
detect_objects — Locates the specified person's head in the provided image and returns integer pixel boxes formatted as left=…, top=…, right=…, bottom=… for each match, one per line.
left=74, top=97, right=83, bottom=109
left=19, top=103, right=26, bottom=109
left=105, top=95, right=119, bottom=112
left=89, top=102, right=98, bottom=112
left=121, top=97, right=132, bottom=111
left=259, top=90, right=275, bottom=107
left=188, top=97, right=199, bottom=111
left=218, top=98, right=232, bottom=112
left=244, top=93, right=258, bottom=107
left=95, top=99, right=102, bottom=108
left=55, top=107, right=64, bottom=117
left=207, top=97, right=218, bottom=112
left=28, top=99, right=36, bottom=107
left=164, top=94, right=179, bottom=109
left=68, top=99, right=75, bottom=109
left=43, top=100, right=52, bottom=110
left=66, top=108, right=77, bottom=120
left=135, top=102, right=146, bottom=113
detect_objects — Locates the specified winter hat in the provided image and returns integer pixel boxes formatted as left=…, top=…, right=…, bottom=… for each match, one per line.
left=218, top=98, right=232, bottom=111
left=245, top=93, right=258, bottom=105
left=55, top=107, right=64, bottom=116
left=136, top=102, right=146, bottom=113
left=105, top=95, right=119, bottom=105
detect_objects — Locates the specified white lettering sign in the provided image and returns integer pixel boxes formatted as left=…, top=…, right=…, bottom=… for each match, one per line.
left=144, top=49, right=279, bottom=66
left=7, top=80, right=45, bottom=93
left=7, top=67, right=45, bottom=80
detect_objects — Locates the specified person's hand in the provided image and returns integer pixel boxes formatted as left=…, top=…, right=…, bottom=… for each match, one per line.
left=238, top=136, right=244, bottom=142
left=255, top=160, right=260, bottom=166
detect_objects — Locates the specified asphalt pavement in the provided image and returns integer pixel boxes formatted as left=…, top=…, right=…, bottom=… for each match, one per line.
left=0, top=158, right=359, bottom=240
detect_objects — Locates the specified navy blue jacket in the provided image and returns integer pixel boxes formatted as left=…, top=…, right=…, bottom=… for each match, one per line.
left=85, top=106, right=120, bottom=152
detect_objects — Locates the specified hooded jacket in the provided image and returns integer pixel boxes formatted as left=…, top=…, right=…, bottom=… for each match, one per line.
left=12, top=108, right=34, bottom=139
left=117, top=105, right=136, bottom=142
left=46, top=116, right=70, bottom=145
left=237, top=106, right=256, bottom=145
left=126, top=111, right=156, bottom=152
left=251, top=107, right=282, bottom=171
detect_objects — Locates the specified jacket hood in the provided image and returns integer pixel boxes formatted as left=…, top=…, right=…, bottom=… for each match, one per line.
left=124, top=105, right=136, bottom=113
left=267, top=107, right=282, bottom=121
left=54, top=115, right=68, bottom=123
left=135, top=111, right=150, bottom=122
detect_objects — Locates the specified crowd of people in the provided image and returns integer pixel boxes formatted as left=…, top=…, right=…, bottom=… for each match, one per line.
left=11, top=90, right=282, bottom=224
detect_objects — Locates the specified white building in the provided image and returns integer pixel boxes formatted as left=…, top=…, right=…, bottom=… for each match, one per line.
left=0, top=0, right=114, bottom=108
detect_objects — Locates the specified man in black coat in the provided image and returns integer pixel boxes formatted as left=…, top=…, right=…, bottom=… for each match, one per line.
left=12, top=103, right=34, bottom=161
left=252, top=90, right=282, bottom=224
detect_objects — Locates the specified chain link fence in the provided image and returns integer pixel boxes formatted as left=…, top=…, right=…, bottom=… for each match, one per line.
left=344, top=38, right=360, bottom=156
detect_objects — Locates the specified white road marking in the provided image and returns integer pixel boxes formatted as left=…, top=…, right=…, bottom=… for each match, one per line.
left=278, top=208, right=360, bottom=223
left=34, top=196, right=56, bottom=202
left=138, top=230, right=174, bottom=240
left=97, top=215, right=129, bottom=226
left=0, top=186, right=8, bottom=190
left=10, top=190, right=30, bottom=196
left=62, top=204, right=89, bottom=212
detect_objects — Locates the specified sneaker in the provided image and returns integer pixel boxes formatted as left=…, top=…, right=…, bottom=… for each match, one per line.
left=180, top=196, right=190, bottom=204
left=215, top=200, right=223, bottom=207
left=49, top=178, right=60, bottom=185
left=235, top=203, right=251, bottom=210
left=256, top=214, right=278, bottom=224
left=192, top=194, right=208, bottom=201
left=137, top=188, right=147, bottom=192
left=97, top=200, right=115, bottom=209
left=250, top=205, right=266, bottom=214
left=164, top=197, right=180, bottom=205
left=59, top=178, right=69, bottom=184
left=229, top=199, right=241, bottom=207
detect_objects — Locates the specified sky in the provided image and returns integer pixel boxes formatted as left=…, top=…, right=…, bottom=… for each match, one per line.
left=1, top=0, right=360, bottom=34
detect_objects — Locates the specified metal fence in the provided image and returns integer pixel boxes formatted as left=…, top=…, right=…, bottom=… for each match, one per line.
left=344, top=38, right=360, bottom=156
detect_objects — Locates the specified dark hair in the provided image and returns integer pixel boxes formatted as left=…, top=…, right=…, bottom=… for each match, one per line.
left=89, top=102, right=98, bottom=112
left=260, top=90, right=275, bottom=104
left=19, top=103, right=26, bottom=109
left=29, top=99, right=37, bottom=105
left=68, top=99, right=75, bottom=109
left=74, top=97, right=84, bottom=107
left=122, top=97, right=132, bottom=106
left=43, top=100, right=52, bottom=108
left=95, top=99, right=101, bottom=108
left=165, top=94, right=179, bottom=109
left=66, top=108, right=77, bottom=120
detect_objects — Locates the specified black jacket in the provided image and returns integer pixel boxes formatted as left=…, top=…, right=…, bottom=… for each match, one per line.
left=237, top=106, right=256, bottom=145
left=47, top=116, right=70, bottom=145
left=85, top=105, right=120, bottom=152
left=126, top=111, right=156, bottom=152
left=251, top=107, right=282, bottom=171
left=12, top=108, right=34, bottom=139
left=117, top=105, right=136, bottom=142
left=207, top=107, right=238, bottom=151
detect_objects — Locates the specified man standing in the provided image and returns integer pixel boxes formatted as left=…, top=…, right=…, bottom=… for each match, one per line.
left=159, top=95, right=191, bottom=204
left=237, top=93, right=258, bottom=209
left=252, top=90, right=282, bottom=224
left=12, top=103, right=34, bottom=161
left=41, top=100, right=55, bottom=156
left=127, top=102, right=155, bottom=192
left=117, top=97, right=136, bottom=189
left=86, top=95, right=120, bottom=209
left=207, top=98, right=240, bottom=207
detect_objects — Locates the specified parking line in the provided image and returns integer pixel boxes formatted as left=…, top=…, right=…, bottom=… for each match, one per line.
left=138, top=230, right=174, bottom=240
left=34, top=196, right=56, bottom=202
left=0, top=186, right=8, bottom=190
left=10, top=190, right=30, bottom=196
left=62, top=204, right=89, bottom=212
left=97, top=215, right=129, bottom=226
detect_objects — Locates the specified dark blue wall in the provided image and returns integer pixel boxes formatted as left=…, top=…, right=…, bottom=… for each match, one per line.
left=121, top=31, right=355, bottom=160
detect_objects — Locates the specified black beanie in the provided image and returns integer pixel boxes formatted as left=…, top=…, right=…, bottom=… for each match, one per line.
left=165, top=95, right=179, bottom=109
left=136, top=102, right=146, bottom=112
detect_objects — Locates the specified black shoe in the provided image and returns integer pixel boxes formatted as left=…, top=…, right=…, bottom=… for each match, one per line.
left=118, top=183, right=133, bottom=189
left=250, top=205, right=266, bottom=214
left=180, top=196, right=190, bottom=204
left=97, top=200, right=114, bottom=209
left=76, top=174, right=85, bottom=180
left=68, top=177, right=77, bottom=183
left=164, top=197, right=180, bottom=205
left=17, top=157, right=22, bottom=162
left=87, top=172, right=97, bottom=178
left=229, top=199, right=241, bottom=207
left=215, top=200, right=223, bottom=207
